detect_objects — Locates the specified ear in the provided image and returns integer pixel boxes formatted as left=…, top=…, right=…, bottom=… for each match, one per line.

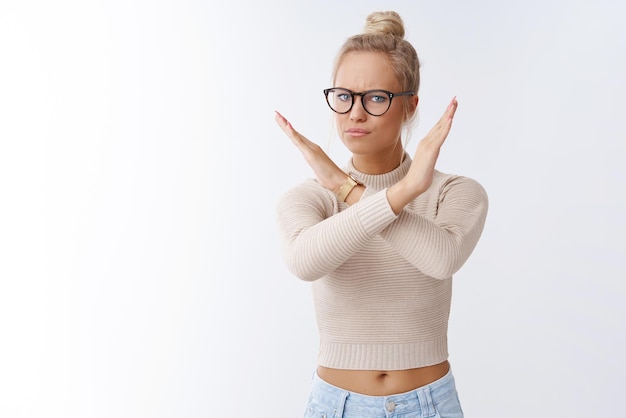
left=409, top=95, right=419, bottom=113
left=404, top=95, right=419, bottom=120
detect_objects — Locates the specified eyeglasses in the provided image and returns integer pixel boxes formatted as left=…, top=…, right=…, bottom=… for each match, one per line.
left=323, top=88, right=415, bottom=116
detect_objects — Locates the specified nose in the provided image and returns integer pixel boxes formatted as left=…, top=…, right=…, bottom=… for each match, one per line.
left=349, top=96, right=367, bottom=122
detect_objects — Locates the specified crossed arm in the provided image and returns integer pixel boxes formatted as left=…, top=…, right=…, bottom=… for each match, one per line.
left=276, top=175, right=487, bottom=281
left=275, top=98, right=487, bottom=281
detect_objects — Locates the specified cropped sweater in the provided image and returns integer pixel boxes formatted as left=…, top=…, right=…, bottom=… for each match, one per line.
left=276, top=154, right=488, bottom=370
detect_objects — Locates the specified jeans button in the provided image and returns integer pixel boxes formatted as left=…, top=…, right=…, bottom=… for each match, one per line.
left=386, top=401, right=396, bottom=412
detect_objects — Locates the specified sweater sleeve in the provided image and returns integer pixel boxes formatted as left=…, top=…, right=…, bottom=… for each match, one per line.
left=276, top=180, right=397, bottom=281
left=379, top=175, right=488, bottom=280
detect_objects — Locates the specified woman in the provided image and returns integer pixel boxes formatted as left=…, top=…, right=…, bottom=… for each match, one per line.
left=275, top=11, right=488, bottom=418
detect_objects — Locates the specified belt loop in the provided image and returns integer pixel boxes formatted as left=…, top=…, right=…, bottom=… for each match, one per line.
left=334, top=390, right=349, bottom=418
left=417, top=386, right=436, bottom=418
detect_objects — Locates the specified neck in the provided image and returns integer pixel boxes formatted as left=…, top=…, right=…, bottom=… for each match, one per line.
left=351, top=144, right=404, bottom=174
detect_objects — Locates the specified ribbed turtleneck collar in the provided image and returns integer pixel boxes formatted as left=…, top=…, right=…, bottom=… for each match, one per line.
left=344, top=153, right=412, bottom=191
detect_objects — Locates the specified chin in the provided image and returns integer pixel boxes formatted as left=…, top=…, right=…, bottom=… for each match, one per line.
left=341, top=137, right=392, bottom=155
left=341, top=140, right=372, bottom=155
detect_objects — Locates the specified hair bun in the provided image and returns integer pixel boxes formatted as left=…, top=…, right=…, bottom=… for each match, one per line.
left=363, top=11, right=405, bottom=38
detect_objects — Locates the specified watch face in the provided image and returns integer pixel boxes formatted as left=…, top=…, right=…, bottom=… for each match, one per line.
left=348, top=173, right=362, bottom=185
left=337, top=175, right=360, bottom=202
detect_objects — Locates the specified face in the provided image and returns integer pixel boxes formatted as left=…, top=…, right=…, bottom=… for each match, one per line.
left=333, top=51, right=416, bottom=171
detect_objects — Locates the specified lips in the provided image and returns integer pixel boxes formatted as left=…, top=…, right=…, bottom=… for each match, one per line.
left=345, top=128, right=370, bottom=137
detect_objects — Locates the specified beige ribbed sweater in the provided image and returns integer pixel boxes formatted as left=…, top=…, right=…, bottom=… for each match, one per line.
left=276, top=155, right=488, bottom=370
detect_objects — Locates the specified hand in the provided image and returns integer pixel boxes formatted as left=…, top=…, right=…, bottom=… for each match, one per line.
left=407, top=97, right=458, bottom=194
left=387, top=97, right=458, bottom=214
left=275, top=111, right=346, bottom=192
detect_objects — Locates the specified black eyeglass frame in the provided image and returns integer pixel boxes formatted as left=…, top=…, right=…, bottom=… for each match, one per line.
left=323, top=88, right=415, bottom=116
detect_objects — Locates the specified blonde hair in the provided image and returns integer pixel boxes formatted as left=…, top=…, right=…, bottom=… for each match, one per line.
left=332, top=11, right=420, bottom=138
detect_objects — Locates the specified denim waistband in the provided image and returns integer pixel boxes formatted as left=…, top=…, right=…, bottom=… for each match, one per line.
left=308, top=369, right=458, bottom=417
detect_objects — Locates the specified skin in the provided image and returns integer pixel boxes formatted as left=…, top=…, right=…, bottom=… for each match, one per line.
left=275, top=51, right=458, bottom=396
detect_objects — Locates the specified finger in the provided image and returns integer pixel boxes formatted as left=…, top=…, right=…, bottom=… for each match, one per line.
left=275, top=111, right=313, bottom=150
left=275, top=111, right=300, bottom=140
left=447, top=97, right=458, bottom=121
left=274, top=110, right=293, bottom=132
left=422, top=98, right=457, bottom=145
left=432, top=98, right=457, bottom=129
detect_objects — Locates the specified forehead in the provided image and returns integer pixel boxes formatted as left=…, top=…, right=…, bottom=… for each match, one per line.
left=334, top=51, right=400, bottom=91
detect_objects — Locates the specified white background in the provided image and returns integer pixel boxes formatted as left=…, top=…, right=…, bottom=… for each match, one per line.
left=1, top=0, right=625, bottom=417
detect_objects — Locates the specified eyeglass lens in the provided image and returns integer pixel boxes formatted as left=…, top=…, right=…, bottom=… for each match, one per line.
left=327, top=89, right=391, bottom=116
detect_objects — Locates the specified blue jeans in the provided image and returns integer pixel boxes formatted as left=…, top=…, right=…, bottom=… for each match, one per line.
left=304, top=369, right=463, bottom=418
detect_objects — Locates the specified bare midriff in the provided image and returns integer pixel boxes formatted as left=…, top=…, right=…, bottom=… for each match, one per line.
left=317, top=360, right=450, bottom=396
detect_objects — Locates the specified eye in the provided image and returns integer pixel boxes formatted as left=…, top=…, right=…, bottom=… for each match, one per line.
left=366, top=92, right=389, bottom=104
left=336, top=92, right=351, bottom=102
